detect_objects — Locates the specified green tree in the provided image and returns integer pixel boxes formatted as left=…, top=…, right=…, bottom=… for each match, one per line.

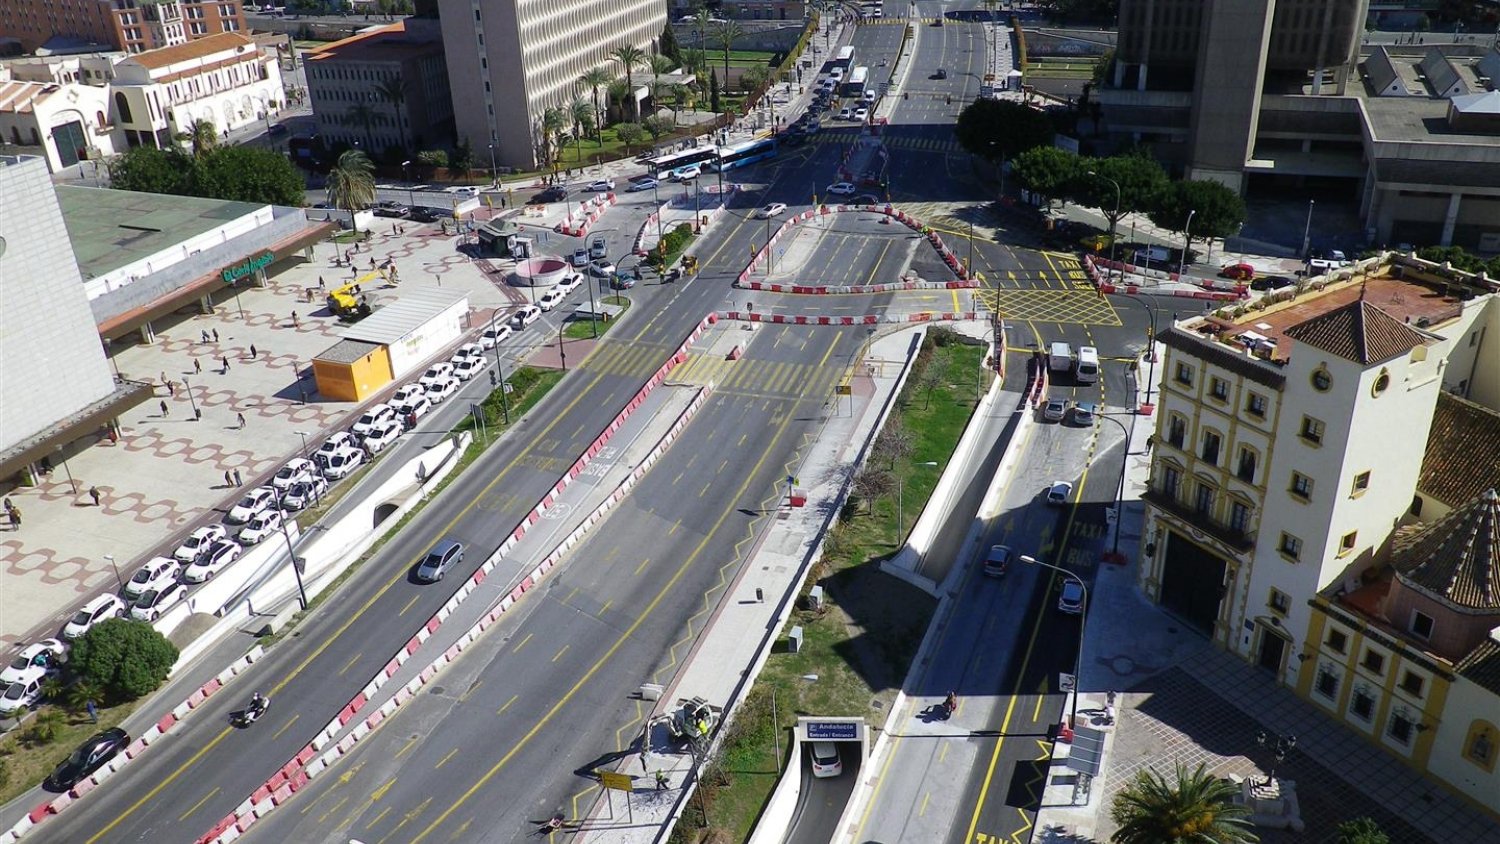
left=955, top=98, right=1055, bottom=162
left=539, top=106, right=568, bottom=167
left=643, top=114, right=674, bottom=140
left=1147, top=179, right=1248, bottom=257
left=709, top=67, right=721, bottom=114
left=578, top=66, right=613, bottom=140
left=107, top=146, right=194, bottom=195
left=450, top=138, right=473, bottom=173
left=326, top=148, right=376, bottom=219
left=344, top=101, right=379, bottom=151
left=714, top=20, right=744, bottom=90
left=647, top=53, right=675, bottom=116
left=69, top=619, right=179, bottom=703
left=181, top=118, right=219, bottom=158
left=610, top=43, right=648, bottom=122
left=569, top=97, right=594, bottom=162
left=1336, top=818, right=1389, bottom=844
left=1010, top=146, right=1082, bottom=207
left=373, top=76, right=409, bottom=153
left=614, top=122, right=646, bottom=153
left=193, top=146, right=306, bottom=206
left=659, top=21, right=682, bottom=64
left=1072, top=153, right=1169, bottom=233
left=1109, top=763, right=1257, bottom=844
left=416, top=149, right=448, bottom=168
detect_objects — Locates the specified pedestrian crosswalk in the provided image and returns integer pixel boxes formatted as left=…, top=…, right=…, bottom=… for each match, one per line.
left=802, top=133, right=964, bottom=155
left=858, top=17, right=939, bottom=25
left=893, top=200, right=1004, bottom=233
left=572, top=342, right=852, bottom=401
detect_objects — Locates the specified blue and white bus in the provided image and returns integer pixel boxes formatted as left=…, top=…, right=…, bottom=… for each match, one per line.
left=833, top=46, right=856, bottom=70
left=842, top=66, right=869, bottom=98
left=710, top=138, right=779, bottom=172
left=644, top=146, right=718, bottom=180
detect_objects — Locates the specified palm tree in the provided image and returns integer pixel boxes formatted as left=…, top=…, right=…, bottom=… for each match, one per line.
left=1109, top=763, right=1258, bottom=844
left=694, top=9, right=712, bottom=73
left=606, top=79, right=631, bottom=124
left=577, top=66, right=612, bottom=141
left=649, top=80, right=672, bottom=122
left=714, top=20, right=744, bottom=91
left=646, top=53, right=675, bottom=117
left=373, top=76, right=408, bottom=153
left=610, top=43, right=647, bottom=122
left=670, top=83, right=691, bottom=125
left=181, top=118, right=218, bottom=158
left=569, top=97, right=593, bottom=163
left=326, top=149, right=376, bottom=219
left=540, top=106, right=568, bottom=168
left=344, top=101, right=379, bottom=152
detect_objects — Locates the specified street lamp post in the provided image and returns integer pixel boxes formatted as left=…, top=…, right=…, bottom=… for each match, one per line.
left=401, top=160, right=415, bottom=207
left=103, top=554, right=124, bottom=592
left=1178, top=209, right=1196, bottom=278
left=896, top=461, right=940, bottom=542
left=1114, top=293, right=1159, bottom=404
left=1020, top=554, right=1088, bottom=730
left=277, top=517, right=309, bottom=611
left=294, top=430, right=322, bottom=507
left=182, top=375, right=200, bottom=420
left=488, top=142, right=497, bottom=188
left=1098, top=412, right=1136, bottom=564
left=1088, top=170, right=1121, bottom=281
left=1255, top=730, right=1297, bottom=788
left=1300, top=198, right=1315, bottom=266
left=557, top=321, right=568, bottom=372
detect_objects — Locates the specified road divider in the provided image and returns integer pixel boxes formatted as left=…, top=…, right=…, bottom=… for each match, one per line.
left=737, top=203, right=972, bottom=288
left=720, top=311, right=982, bottom=325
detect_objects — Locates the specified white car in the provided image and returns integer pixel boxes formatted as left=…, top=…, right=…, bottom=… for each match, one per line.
left=480, top=324, right=513, bottom=348
left=810, top=742, right=843, bottom=778
left=418, top=362, right=456, bottom=388
left=826, top=182, right=857, bottom=196
left=0, top=640, right=66, bottom=687
left=271, top=457, right=317, bottom=491
left=125, top=556, right=180, bottom=598
left=512, top=305, right=542, bottom=328
left=672, top=164, right=700, bottom=182
left=227, top=486, right=278, bottom=525
left=390, top=383, right=426, bottom=410
left=393, top=393, right=433, bottom=428
left=0, top=678, right=44, bottom=716
left=316, top=432, right=360, bottom=461
left=453, top=342, right=485, bottom=363
left=237, top=508, right=284, bottom=545
left=854, top=107, right=869, bottom=121
left=424, top=375, right=460, bottom=404
left=174, top=524, right=228, bottom=562
left=537, top=289, right=566, bottom=312
left=1047, top=481, right=1074, bottom=506
left=627, top=178, right=659, bottom=192
left=351, top=403, right=397, bottom=438
left=453, top=355, right=490, bottom=381
left=838, top=106, right=853, bottom=120
left=442, top=185, right=482, bottom=196
left=129, top=581, right=187, bottom=622
left=280, top=476, right=328, bottom=511
left=361, top=418, right=404, bottom=454
left=862, top=90, right=877, bottom=103
left=321, top=446, right=366, bottom=480
left=182, top=540, right=242, bottom=583
left=585, top=179, right=615, bottom=192
left=757, top=203, right=788, bottom=219
left=556, top=273, right=583, bottom=295
left=63, top=594, right=127, bottom=640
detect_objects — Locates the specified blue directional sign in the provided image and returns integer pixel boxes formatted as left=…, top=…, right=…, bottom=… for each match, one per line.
left=806, top=721, right=858, bottom=741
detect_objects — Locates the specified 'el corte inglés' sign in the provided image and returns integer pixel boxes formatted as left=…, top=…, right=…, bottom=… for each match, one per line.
left=221, top=252, right=275, bottom=284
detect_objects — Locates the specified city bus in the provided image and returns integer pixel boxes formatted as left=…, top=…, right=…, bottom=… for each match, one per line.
left=710, top=138, right=778, bottom=172
left=644, top=146, right=718, bottom=180
left=833, top=46, right=856, bottom=69
left=842, top=66, right=869, bottom=98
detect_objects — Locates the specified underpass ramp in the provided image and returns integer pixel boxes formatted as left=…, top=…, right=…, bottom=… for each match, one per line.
left=748, top=716, right=869, bottom=844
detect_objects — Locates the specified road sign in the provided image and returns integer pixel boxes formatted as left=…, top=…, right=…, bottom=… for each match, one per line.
left=598, top=771, right=634, bottom=792
left=984, top=73, right=996, bottom=81
left=1059, top=672, right=1076, bottom=693
left=806, top=721, right=859, bottom=740
left=835, top=384, right=852, bottom=396
left=979, top=85, right=994, bottom=99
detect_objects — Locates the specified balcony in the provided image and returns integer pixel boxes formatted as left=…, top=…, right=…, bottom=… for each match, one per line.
left=1143, top=487, right=1256, bottom=552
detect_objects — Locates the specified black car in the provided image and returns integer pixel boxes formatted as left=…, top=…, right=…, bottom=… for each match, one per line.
left=46, top=728, right=130, bottom=791
left=1251, top=275, right=1296, bottom=291
left=933, top=68, right=948, bottom=79
left=529, top=186, right=568, bottom=204
left=408, top=206, right=445, bottom=223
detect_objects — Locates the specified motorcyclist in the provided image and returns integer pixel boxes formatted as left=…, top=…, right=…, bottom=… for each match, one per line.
left=249, top=692, right=267, bottom=715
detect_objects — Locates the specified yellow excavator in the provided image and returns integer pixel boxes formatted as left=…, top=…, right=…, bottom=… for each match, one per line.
left=325, top=269, right=385, bottom=321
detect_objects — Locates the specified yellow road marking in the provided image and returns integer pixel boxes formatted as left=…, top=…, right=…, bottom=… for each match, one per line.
left=366, top=805, right=393, bottom=829
left=918, top=791, right=930, bottom=817
left=394, top=734, right=420, bottom=759
left=459, top=680, right=483, bottom=702
left=633, top=557, right=652, bottom=576
left=951, top=289, right=961, bottom=311
left=497, top=694, right=518, bottom=716
left=177, top=786, right=219, bottom=822
left=398, top=594, right=422, bottom=616
left=317, top=795, right=349, bottom=825
left=371, top=776, right=397, bottom=802
left=552, top=644, right=570, bottom=663
left=435, top=748, right=460, bottom=769
left=512, top=633, right=533, bottom=653
left=409, top=336, right=841, bottom=844
left=271, top=712, right=300, bottom=740
left=338, top=652, right=362, bottom=677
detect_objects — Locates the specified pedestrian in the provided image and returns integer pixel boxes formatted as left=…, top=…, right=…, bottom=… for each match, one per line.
left=237, top=411, right=246, bottom=429
left=194, top=357, right=202, bottom=374
left=319, top=275, right=326, bottom=289
left=201, top=329, right=211, bottom=343
left=249, top=343, right=258, bottom=359
left=221, top=355, right=230, bottom=373
left=654, top=770, right=668, bottom=791
left=224, top=470, right=233, bottom=487
left=160, top=370, right=167, bottom=385
left=167, top=380, right=176, bottom=397
left=10, top=507, right=20, bottom=528
left=85, top=699, right=98, bottom=724
left=212, top=328, right=220, bottom=343
left=233, top=468, right=243, bottom=486
left=160, top=399, right=169, bottom=417
left=292, top=311, right=300, bottom=328
left=88, top=486, right=101, bottom=507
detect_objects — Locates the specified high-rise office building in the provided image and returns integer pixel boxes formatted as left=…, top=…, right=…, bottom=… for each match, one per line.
left=438, top=0, right=665, bottom=171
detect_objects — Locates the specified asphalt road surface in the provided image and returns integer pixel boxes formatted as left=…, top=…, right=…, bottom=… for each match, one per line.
left=785, top=743, right=862, bottom=844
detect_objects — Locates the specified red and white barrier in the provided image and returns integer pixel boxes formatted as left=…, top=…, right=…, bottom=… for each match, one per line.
left=1086, top=254, right=1248, bottom=301
left=719, top=311, right=982, bottom=325
left=740, top=203, right=972, bottom=288
left=555, top=193, right=617, bottom=238
left=196, top=315, right=723, bottom=844
left=739, top=279, right=978, bottom=294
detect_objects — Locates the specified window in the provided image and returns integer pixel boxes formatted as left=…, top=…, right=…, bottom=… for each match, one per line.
left=1236, top=449, right=1256, bottom=483
left=1230, top=501, right=1250, bottom=533
left=1290, top=472, right=1313, bottom=500
left=1410, top=495, right=1423, bottom=517
left=1362, top=649, right=1385, bottom=676
left=1167, top=416, right=1186, bottom=449
left=1400, top=671, right=1425, bottom=698
left=1300, top=416, right=1325, bottom=445
left=1372, top=368, right=1391, bottom=396
left=1175, top=362, right=1194, bottom=386
left=1201, top=431, right=1221, bottom=464
left=1194, top=483, right=1215, bottom=516
left=1315, top=666, right=1339, bottom=699
left=1210, top=377, right=1229, bottom=401
left=1389, top=711, right=1414, bottom=745
left=1410, top=610, right=1434, bottom=640
left=1326, top=629, right=1348, bottom=654
left=1339, top=531, right=1358, bottom=556
left=1268, top=588, right=1290, bottom=615
left=1351, top=687, right=1375, bottom=721
left=1279, top=532, right=1302, bottom=560
left=1352, top=471, right=1371, bottom=496
left=1162, top=466, right=1181, bottom=499
left=1311, top=367, right=1332, bottom=392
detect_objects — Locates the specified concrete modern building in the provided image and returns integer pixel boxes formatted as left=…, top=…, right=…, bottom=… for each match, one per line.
left=438, top=0, right=666, bottom=170
left=1099, top=0, right=1500, bottom=249
left=0, top=0, right=245, bottom=56
left=110, top=31, right=283, bottom=148
left=304, top=20, right=453, bottom=156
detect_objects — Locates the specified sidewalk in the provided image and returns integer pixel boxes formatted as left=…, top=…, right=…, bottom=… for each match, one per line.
left=1031, top=346, right=1499, bottom=844
left=575, top=325, right=922, bottom=842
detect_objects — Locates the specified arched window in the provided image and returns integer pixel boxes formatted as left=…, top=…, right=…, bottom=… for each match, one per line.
left=96, top=110, right=107, bottom=128
left=1465, top=721, right=1497, bottom=773
left=114, top=92, right=133, bottom=123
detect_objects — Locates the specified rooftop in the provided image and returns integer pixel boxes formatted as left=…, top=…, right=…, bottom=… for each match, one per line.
left=1419, top=394, right=1500, bottom=509
left=305, top=22, right=442, bottom=64
left=341, top=287, right=469, bottom=346
left=54, top=186, right=267, bottom=281
left=126, top=32, right=255, bottom=71
left=1393, top=489, right=1500, bottom=613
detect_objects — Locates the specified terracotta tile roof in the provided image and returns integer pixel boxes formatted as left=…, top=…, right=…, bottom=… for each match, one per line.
left=1418, top=392, right=1500, bottom=508
left=0, top=80, right=56, bottom=114
left=1455, top=637, right=1500, bottom=696
left=1282, top=298, right=1428, bottom=365
left=1393, top=488, right=1500, bottom=612
left=129, top=32, right=255, bottom=71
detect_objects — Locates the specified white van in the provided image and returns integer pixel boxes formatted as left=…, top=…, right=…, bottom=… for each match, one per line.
left=1075, top=346, right=1099, bottom=384
left=1048, top=342, right=1074, bottom=374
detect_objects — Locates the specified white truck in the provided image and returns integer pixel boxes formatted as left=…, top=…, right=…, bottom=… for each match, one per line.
left=1048, top=342, right=1075, bottom=375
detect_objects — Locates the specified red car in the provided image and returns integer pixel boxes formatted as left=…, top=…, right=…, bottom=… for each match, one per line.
left=1220, top=262, right=1255, bottom=281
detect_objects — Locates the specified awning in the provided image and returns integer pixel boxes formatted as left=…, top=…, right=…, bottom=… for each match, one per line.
left=0, top=378, right=155, bottom=481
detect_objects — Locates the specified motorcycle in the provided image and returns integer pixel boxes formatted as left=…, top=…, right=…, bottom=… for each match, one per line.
left=235, top=695, right=270, bottom=727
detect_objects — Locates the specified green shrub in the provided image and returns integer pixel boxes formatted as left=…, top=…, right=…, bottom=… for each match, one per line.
left=416, top=149, right=449, bottom=169
left=70, top=619, right=179, bottom=703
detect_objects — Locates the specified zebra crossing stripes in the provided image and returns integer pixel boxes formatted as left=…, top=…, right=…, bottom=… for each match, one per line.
left=858, top=16, right=938, bottom=25
left=804, top=134, right=963, bottom=155
left=573, top=341, right=679, bottom=380
left=669, top=355, right=849, bottom=399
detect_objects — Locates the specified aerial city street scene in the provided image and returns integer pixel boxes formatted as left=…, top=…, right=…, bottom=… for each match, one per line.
left=1, top=0, right=1498, bottom=841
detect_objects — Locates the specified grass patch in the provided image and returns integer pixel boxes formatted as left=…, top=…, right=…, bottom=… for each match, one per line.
left=562, top=296, right=631, bottom=340
left=673, top=331, right=987, bottom=842
left=0, top=700, right=144, bottom=805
